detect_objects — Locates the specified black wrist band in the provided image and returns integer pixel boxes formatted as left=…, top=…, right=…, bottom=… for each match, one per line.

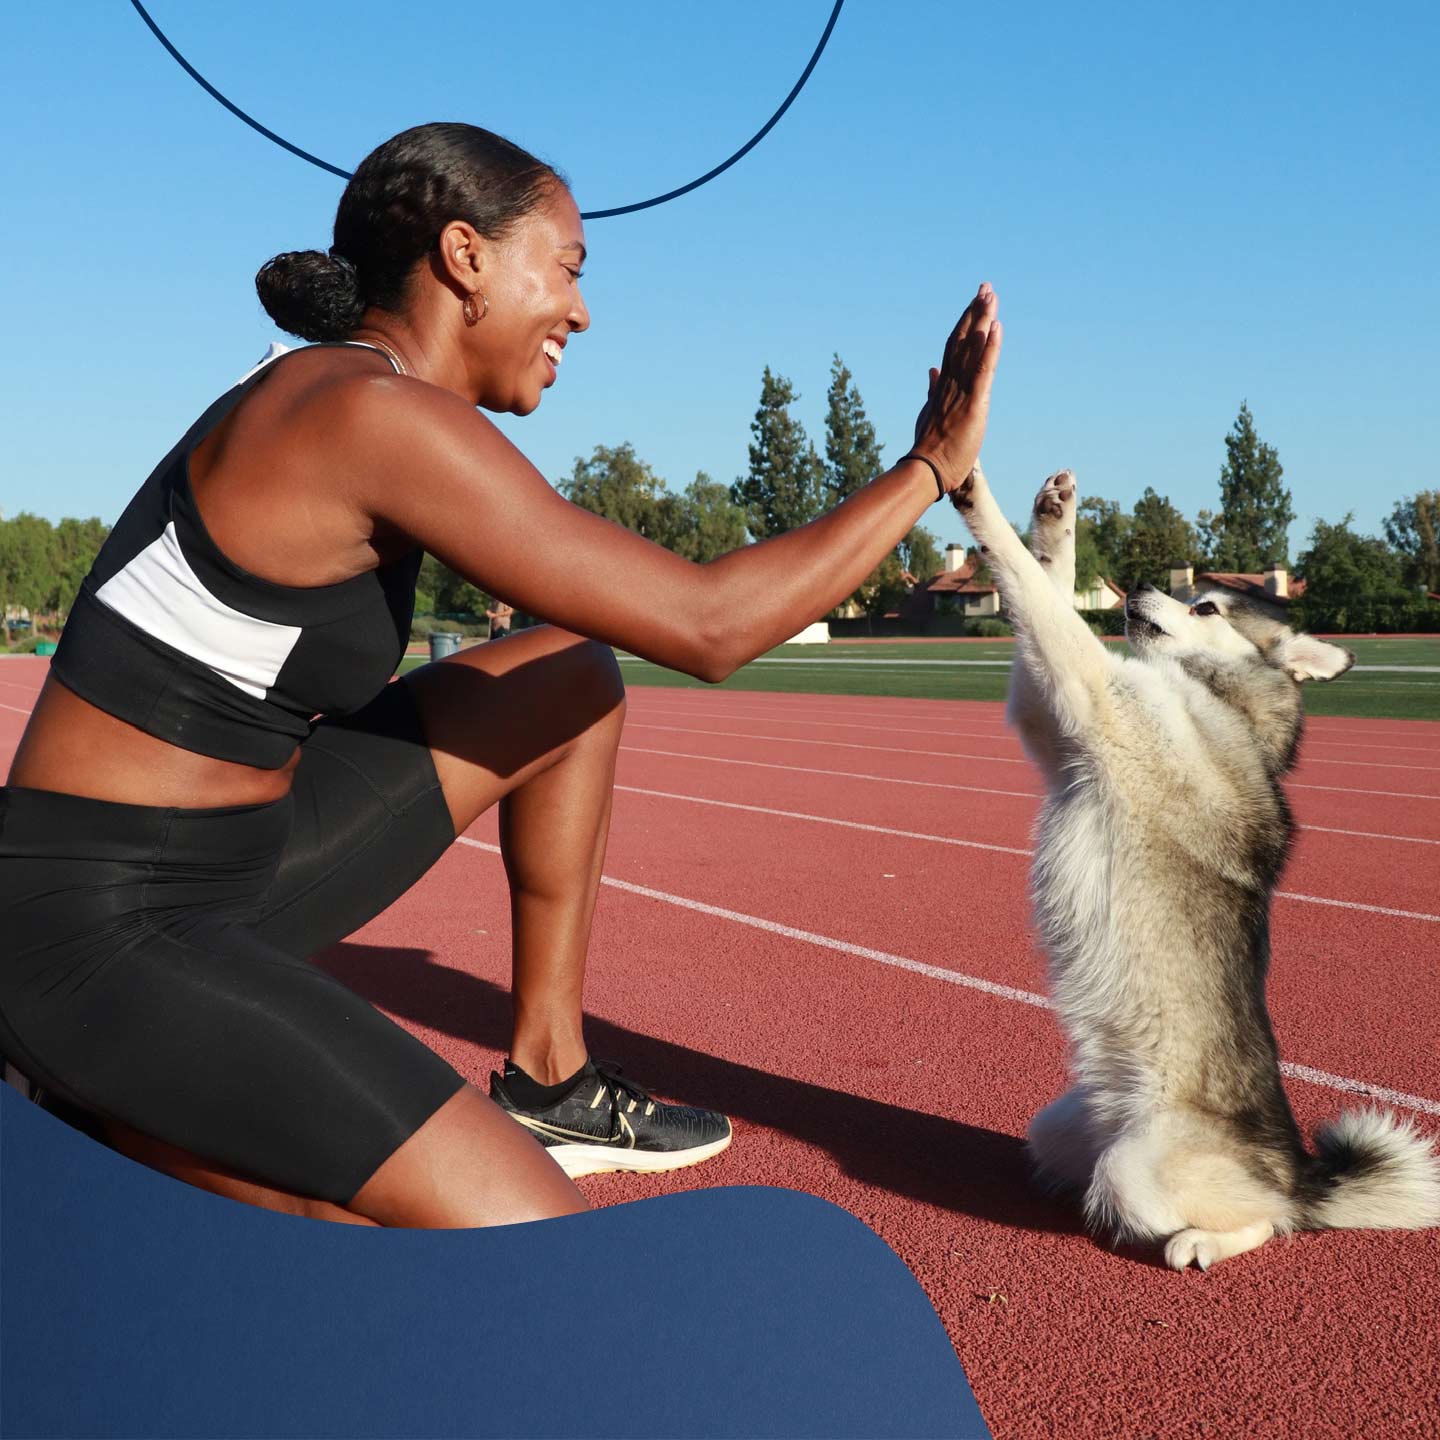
left=902, top=452, right=946, bottom=502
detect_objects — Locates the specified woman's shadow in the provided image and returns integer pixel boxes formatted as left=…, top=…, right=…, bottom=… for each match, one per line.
left=318, top=940, right=1088, bottom=1239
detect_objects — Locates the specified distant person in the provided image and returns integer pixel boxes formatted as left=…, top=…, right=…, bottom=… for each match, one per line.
left=0, top=123, right=1000, bottom=1227
left=486, top=600, right=514, bottom=640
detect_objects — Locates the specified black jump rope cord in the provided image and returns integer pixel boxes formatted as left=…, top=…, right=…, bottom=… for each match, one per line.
left=126, top=0, right=846, bottom=219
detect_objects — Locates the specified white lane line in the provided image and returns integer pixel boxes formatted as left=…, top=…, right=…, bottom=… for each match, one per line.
left=1279, top=893, right=1440, bottom=923
left=631, top=700, right=1440, bottom=764
left=1288, top=781, right=1439, bottom=801
left=630, top=718, right=1436, bottom=776
left=620, top=745, right=1041, bottom=801
left=1294, top=757, right=1440, bottom=774
left=0, top=702, right=35, bottom=716
left=456, top=835, right=1050, bottom=1008
left=453, top=836, right=1440, bottom=1117
left=625, top=742, right=1440, bottom=804
left=1279, top=1063, right=1440, bottom=1116
left=631, top=703, right=1018, bottom=746
left=620, top=656, right=1014, bottom=669
left=626, top=722, right=1030, bottom=767
left=620, top=787, right=1432, bottom=850
left=613, top=784, right=1034, bottom=857
left=613, top=780, right=1440, bottom=921
left=1303, top=825, right=1440, bottom=847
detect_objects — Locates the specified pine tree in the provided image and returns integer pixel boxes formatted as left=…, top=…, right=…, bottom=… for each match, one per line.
left=823, top=355, right=884, bottom=507
left=1209, top=402, right=1294, bottom=570
left=1383, top=490, right=1440, bottom=593
left=1117, top=488, right=1198, bottom=589
left=731, top=368, right=826, bottom=541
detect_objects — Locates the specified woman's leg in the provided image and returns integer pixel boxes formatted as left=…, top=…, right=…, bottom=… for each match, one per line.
left=401, top=626, right=627, bottom=1086
left=104, top=1087, right=588, bottom=1228
left=401, top=626, right=730, bottom=1180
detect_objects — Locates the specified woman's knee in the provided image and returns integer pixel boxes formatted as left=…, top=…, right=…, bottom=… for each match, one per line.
left=558, top=634, right=626, bottom=717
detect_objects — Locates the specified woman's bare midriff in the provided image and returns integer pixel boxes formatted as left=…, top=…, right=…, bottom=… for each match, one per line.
left=7, top=676, right=299, bottom=809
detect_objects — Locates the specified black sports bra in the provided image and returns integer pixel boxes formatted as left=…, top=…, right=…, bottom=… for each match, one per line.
left=51, top=343, right=422, bottom=769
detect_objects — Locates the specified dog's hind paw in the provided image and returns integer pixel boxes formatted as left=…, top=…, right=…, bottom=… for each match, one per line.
left=1164, top=1219, right=1275, bottom=1272
left=1164, top=1229, right=1219, bottom=1272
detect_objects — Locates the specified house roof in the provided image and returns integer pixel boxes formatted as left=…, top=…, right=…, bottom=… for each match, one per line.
left=1197, top=571, right=1307, bottom=603
left=927, top=556, right=996, bottom=595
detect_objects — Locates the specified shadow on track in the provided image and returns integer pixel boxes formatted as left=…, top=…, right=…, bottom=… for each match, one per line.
left=318, top=941, right=1088, bottom=1240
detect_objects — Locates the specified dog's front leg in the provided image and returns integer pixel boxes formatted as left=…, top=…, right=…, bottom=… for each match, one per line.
left=1006, top=472, right=1083, bottom=776
left=954, top=464, right=1111, bottom=737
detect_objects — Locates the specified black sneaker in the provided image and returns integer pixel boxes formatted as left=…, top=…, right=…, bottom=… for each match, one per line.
left=490, top=1058, right=732, bottom=1179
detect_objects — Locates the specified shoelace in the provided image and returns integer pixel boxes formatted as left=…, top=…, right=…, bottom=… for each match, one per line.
left=591, top=1059, right=659, bottom=1120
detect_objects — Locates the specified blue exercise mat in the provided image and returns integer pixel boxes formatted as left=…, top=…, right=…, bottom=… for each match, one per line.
left=0, top=1085, right=988, bottom=1438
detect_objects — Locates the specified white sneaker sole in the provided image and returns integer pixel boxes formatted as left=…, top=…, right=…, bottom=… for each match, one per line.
left=546, top=1130, right=733, bottom=1180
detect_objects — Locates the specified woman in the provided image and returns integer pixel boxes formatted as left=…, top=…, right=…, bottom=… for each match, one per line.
left=0, top=123, right=1001, bottom=1228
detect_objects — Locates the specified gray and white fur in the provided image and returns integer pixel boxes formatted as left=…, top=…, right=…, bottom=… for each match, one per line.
left=951, top=463, right=1440, bottom=1269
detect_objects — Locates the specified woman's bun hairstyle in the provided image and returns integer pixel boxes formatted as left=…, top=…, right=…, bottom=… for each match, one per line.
left=255, top=122, right=567, bottom=342
left=254, top=251, right=365, bottom=342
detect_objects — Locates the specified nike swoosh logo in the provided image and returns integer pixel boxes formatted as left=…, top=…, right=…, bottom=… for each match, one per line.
left=511, top=1114, right=634, bottom=1148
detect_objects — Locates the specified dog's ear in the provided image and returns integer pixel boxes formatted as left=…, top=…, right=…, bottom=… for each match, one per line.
left=1274, top=633, right=1355, bottom=683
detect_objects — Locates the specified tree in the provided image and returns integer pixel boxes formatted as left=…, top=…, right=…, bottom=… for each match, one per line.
left=0, top=513, right=57, bottom=639
left=731, top=368, right=826, bottom=541
left=559, top=442, right=683, bottom=547
left=48, top=516, right=109, bottom=615
left=1292, top=514, right=1413, bottom=633
left=417, top=553, right=489, bottom=618
left=671, top=472, right=748, bottom=564
left=1207, top=402, right=1294, bottom=570
left=903, top=526, right=942, bottom=585
left=1383, top=490, right=1440, bottom=594
left=822, top=355, right=884, bottom=507
left=1078, top=497, right=1131, bottom=584
left=1071, top=521, right=1105, bottom=592
left=1116, top=488, right=1198, bottom=590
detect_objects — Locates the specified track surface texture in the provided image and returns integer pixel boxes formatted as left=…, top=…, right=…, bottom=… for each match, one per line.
left=2, top=657, right=1437, bottom=1438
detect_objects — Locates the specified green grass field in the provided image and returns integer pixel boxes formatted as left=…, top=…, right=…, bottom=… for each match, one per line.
left=401, top=635, right=1440, bottom=720
left=621, top=636, right=1440, bottom=721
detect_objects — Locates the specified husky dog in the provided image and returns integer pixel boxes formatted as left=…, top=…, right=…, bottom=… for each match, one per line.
left=950, top=463, right=1440, bottom=1269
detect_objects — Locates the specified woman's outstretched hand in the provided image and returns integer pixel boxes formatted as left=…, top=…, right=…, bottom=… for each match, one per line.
left=911, top=283, right=1002, bottom=495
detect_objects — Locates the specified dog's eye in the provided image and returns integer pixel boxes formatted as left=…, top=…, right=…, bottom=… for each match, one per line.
left=1193, top=601, right=1219, bottom=617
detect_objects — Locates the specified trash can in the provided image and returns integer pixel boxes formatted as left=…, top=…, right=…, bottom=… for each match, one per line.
left=35, top=641, right=58, bottom=657
left=428, top=632, right=463, bottom=662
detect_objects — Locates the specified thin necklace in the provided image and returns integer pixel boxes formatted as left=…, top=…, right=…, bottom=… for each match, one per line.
left=359, top=337, right=409, bottom=377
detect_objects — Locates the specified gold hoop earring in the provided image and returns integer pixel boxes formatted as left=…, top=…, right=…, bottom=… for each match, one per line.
left=463, top=291, right=488, bottom=326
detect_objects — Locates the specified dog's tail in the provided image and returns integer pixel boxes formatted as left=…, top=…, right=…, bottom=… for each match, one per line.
left=1299, top=1109, right=1440, bottom=1232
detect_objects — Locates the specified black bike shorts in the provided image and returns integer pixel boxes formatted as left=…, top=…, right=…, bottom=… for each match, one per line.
left=0, top=679, right=466, bottom=1204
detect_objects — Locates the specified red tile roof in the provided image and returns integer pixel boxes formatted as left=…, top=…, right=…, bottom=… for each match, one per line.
left=926, top=556, right=996, bottom=595
left=1198, top=572, right=1307, bottom=603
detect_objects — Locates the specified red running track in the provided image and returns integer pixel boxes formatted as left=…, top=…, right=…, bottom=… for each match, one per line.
left=1, top=659, right=1437, bottom=1438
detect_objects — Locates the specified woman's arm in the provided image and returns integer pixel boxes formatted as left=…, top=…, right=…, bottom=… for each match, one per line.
left=355, top=286, right=1001, bottom=682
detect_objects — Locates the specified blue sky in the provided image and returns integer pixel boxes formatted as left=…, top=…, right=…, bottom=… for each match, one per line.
left=4, top=1, right=1437, bottom=562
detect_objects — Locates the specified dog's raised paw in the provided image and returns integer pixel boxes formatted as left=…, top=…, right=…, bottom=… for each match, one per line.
left=1164, top=1229, right=1219, bottom=1273
left=949, top=462, right=989, bottom=514
left=1033, top=469, right=1076, bottom=523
